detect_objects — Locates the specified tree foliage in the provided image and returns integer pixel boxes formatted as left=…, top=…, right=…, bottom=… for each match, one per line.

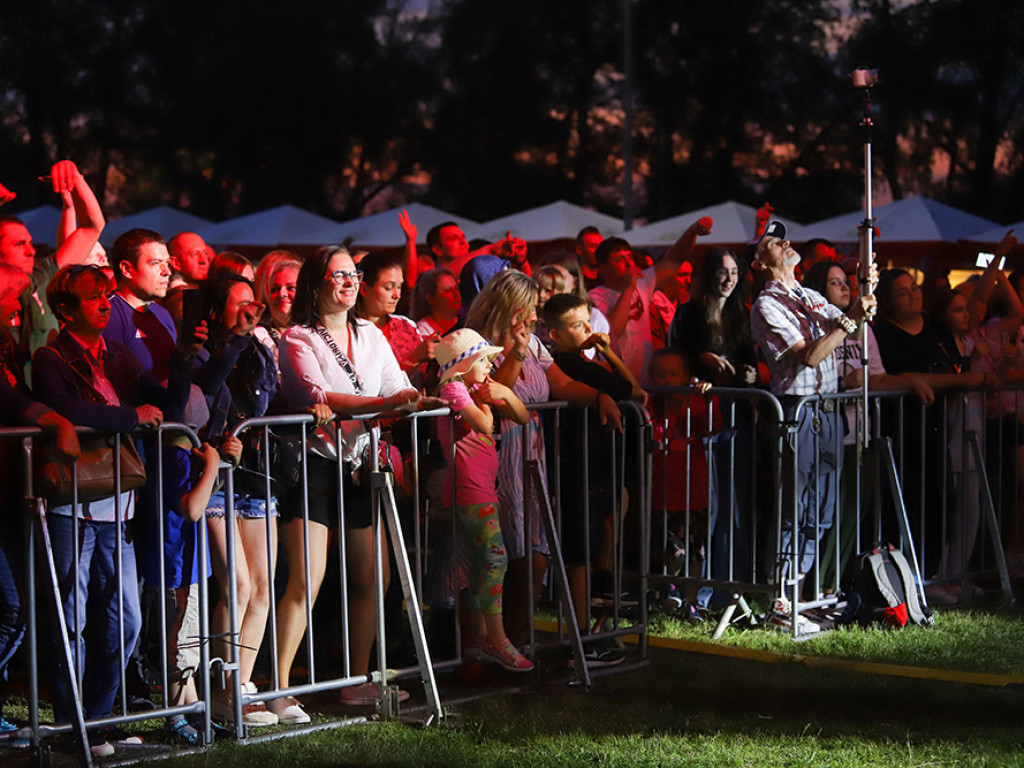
left=0, top=0, right=1020, bottom=224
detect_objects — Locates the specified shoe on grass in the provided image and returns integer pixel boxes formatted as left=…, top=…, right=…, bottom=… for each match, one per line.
left=211, top=691, right=279, bottom=727
left=569, top=640, right=626, bottom=669
left=481, top=639, right=534, bottom=672
left=164, top=716, right=201, bottom=746
left=266, top=696, right=310, bottom=725
left=662, top=584, right=683, bottom=611
left=683, top=602, right=705, bottom=623
left=766, top=596, right=820, bottom=635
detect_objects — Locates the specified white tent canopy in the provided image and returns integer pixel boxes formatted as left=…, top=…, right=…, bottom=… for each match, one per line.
left=625, top=200, right=806, bottom=246
left=960, top=220, right=1022, bottom=246
left=195, top=205, right=343, bottom=247
left=100, top=206, right=213, bottom=245
left=466, top=200, right=622, bottom=243
left=804, top=197, right=998, bottom=244
left=313, top=202, right=478, bottom=247
left=11, top=205, right=62, bottom=247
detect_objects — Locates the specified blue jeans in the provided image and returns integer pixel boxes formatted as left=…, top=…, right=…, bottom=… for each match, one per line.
left=780, top=407, right=843, bottom=579
left=47, top=515, right=141, bottom=724
left=0, top=521, right=26, bottom=690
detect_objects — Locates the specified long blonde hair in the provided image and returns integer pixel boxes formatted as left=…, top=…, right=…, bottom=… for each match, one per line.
left=464, top=269, right=538, bottom=345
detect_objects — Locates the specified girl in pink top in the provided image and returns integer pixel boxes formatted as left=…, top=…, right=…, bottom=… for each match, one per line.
left=435, top=329, right=532, bottom=672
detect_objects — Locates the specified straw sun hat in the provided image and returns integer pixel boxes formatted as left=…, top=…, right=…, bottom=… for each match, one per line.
left=436, top=328, right=504, bottom=385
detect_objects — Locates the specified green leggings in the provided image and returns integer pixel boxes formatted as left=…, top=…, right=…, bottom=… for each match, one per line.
left=457, top=502, right=508, bottom=614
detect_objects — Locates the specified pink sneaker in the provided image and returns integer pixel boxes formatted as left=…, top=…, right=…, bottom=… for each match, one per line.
left=482, top=640, right=534, bottom=672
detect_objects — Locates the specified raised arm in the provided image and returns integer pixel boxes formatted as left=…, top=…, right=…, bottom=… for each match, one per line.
left=51, top=161, right=106, bottom=269
left=655, top=217, right=712, bottom=292
left=399, top=209, right=419, bottom=288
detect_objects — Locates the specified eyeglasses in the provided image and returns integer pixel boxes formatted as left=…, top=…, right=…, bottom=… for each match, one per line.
left=330, top=270, right=363, bottom=284
left=826, top=278, right=848, bottom=288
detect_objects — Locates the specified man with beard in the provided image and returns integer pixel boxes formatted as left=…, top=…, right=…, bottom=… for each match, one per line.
left=749, top=220, right=875, bottom=633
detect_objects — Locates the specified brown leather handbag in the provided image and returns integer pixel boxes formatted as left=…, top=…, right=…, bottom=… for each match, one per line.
left=32, top=344, right=147, bottom=504
left=36, top=434, right=147, bottom=504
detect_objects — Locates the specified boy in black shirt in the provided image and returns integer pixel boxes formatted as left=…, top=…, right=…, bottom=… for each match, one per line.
left=542, top=293, right=646, bottom=667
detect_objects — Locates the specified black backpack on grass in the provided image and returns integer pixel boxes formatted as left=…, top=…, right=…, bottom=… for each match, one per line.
left=838, top=542, right=934, bottom=628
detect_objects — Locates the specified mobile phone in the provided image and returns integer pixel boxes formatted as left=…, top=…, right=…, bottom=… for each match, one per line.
left=976, top=252, right=1006, bottom=270
left=180, top=288, right=206, bottom=344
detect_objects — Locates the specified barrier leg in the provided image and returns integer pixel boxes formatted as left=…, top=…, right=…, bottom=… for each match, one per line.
left=34, top=499, right=94, bottom=768
left=526, top=460, right=591, bottom=690
left=712, top=594, right=756, bottom=641
left=876, top=437, right=928, bottom=607
left=372, top=469, right=444, bottom=723
left=967, top=432, right=1015, bottom=606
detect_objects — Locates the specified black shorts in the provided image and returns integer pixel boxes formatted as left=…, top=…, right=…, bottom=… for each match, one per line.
left=279, top=453, right=373, bottom=529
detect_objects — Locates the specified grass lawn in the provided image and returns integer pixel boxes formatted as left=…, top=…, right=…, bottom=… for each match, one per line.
left=642, top=606, right=1024, bottom=677
left=123, top=605, right=1024, bottom=768
left=7, top=606, right=1022, bottom=767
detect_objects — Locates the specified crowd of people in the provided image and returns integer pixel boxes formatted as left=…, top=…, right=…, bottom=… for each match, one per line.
left=1, top=161, right=1022, bottom=753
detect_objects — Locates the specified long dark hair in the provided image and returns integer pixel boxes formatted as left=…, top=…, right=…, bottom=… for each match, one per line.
left=802, top=260, right=842, bottom=302
left=290, top=245, right=360, bottom=336
left=695, top=247, right=751, bottom=351
left=202, top=274, right=253, bottom=347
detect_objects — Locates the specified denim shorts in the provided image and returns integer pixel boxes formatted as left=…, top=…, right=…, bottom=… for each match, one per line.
left=205, top=491, right=278, bottom=519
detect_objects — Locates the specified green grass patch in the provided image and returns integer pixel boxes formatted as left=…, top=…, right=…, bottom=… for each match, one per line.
left=548, top=606, right=1024, bottom=676
left=139, top=648, right=1024, bottom=768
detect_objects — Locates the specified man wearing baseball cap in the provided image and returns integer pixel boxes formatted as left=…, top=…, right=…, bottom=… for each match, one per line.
left=749, top=220, right=876, bottom=634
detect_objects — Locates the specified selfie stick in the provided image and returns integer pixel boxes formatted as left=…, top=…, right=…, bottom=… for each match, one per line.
left=853, top=68, right=878, bottom=461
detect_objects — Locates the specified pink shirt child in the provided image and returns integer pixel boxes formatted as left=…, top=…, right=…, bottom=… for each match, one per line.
left=438, top=379, right=500, bottom=507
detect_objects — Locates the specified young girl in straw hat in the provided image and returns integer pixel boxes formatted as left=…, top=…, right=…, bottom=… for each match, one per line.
left=435, top=328, right=533, bottom=672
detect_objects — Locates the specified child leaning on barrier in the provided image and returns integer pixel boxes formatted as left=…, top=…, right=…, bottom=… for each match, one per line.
left=140, top=394, right=239, bottom=745
left=434, top=329, right=533, bottom=672
left=647, top=348, right=718, bottom=622
left=541, top=292, right=645, bottom=666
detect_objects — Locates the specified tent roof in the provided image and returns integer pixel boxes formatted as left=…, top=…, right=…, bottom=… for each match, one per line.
left=9, top=205, right=62, bottom=246
left=100, top=206, right=213, bottom=246
left=466, top=200, right=622, bottom=243
left=804, top=197, right=998, bottom=244
left=960, top=220, right=1023, bottom=246
left=625, top=200, right=806, bottom=246
left=195, top=205, right=342, bottom=247
left=310, top=202, right=478, bottom=247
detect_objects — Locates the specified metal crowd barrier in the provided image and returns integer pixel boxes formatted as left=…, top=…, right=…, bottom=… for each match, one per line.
left=2, top=423, right=210, bottom=768
left=645, top=382, right=1022, bottom=640
left=6, top=381, right=1022, bottom=762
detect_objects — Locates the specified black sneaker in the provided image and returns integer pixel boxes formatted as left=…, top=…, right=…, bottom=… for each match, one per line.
left=570, top=641, right=626, bottom=668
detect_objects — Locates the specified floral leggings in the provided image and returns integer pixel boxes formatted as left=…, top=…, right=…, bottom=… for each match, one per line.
left=457, top=502, right=509, bottom=614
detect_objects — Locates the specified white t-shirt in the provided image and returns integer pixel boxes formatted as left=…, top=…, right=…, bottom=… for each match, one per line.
left=588, top=266, right=656, bottom=382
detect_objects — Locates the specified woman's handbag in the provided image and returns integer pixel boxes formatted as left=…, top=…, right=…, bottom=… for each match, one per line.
left=36, top=434, right=147, bottom=504
left=32, top=344, right=147, bottom=504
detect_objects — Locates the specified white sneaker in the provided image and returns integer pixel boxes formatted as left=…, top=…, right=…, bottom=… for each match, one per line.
left=212, top=684, right=279, bottom=727
left=767, top=596, right=821, bottom=635
left=266, top=695, right=311, bottom=725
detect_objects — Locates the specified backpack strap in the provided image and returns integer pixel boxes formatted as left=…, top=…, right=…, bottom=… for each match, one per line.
left=867, top=552, right=903, bottom=608
left=889, top=548, right=935, bottom=626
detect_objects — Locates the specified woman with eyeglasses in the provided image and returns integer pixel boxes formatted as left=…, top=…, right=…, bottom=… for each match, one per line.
left=277, top=246, right=446, bottom=707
